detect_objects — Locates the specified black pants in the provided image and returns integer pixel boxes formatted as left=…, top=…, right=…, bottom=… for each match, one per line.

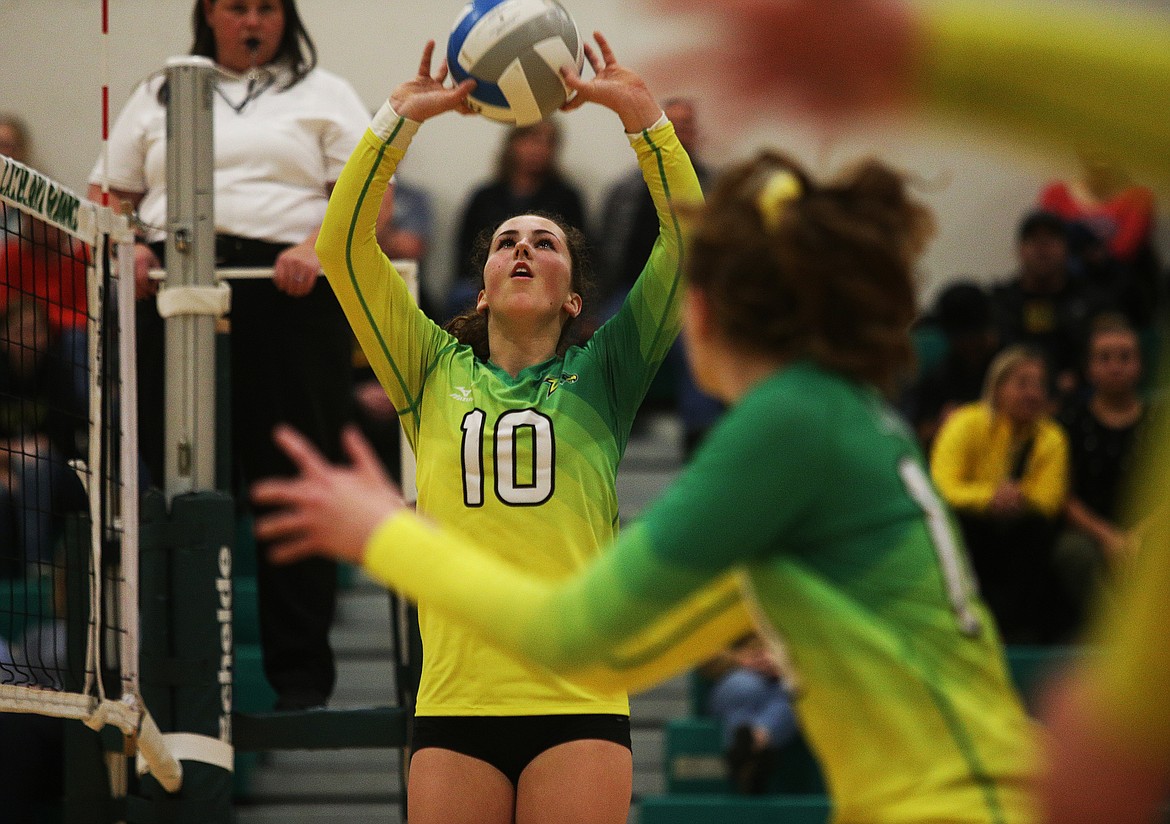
left=957, top=512, right=1073, bottom=644
left=138, top=235, right=353, bottom=707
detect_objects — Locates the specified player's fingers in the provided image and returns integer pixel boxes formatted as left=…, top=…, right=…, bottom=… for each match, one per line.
left=559, top=87, right=586, bottom=112
left=268, top=536, right=319, bottom=566
left=592, top=31, right=618, bottom=67
left=271, top=424, right=329, bottom=478
left=250, top=477, right=304, bottom=510
left=418, top=40, right=436, bottom=77
left=559, top=63, right=585, bottom=93
left=252, top=508, right=311, bottom=543
left=341, top=425, right=390, bottom=482
left=435, top=57, right=450, bottom=83
left=582, top=41, right=604, bottom=75
left=450, top=77, right=476, bottom=100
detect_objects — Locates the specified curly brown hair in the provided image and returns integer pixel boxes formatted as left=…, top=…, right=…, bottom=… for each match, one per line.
left=686, top=150, right=934, bottom=394
left=444, top=212, right=594, bottom=361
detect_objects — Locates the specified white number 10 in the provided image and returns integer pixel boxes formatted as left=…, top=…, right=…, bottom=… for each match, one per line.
left=461, top=409, right=555, bottom=507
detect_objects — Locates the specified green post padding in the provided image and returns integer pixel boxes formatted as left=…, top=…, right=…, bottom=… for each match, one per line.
left=233, top=515, right=258, bottom=579
left=137, top=490, right=235, bottom=823
left=639, top=794, right=832, bottom=824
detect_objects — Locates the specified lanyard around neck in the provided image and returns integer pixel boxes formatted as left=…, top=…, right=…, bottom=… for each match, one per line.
left=216, top=71, right=275, bottom=115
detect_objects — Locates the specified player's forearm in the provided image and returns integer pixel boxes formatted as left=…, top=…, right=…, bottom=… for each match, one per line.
left=317, top=104, right=415, bottom=283
left=362, top=511, right=753, bottom=693
left=920, top=1, right=1170, bottom=181
left=362, top=512, right=585, bottom=669
left=635, top=120, right=702, bottom=258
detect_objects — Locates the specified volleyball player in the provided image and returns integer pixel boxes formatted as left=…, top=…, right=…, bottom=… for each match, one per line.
left=255, top=149, right=1041, bottom=822
left=304, top=36, right=702, bottom=824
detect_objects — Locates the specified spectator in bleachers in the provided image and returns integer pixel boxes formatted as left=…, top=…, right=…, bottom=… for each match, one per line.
left=990, top=210, right=1104, bottom=405
left=0, top=300, right=85, bottom=573
left=0, top=114, right=89, bottom=412
left=700, top=633, right=797, bottom=795
left=1038, top=155, right=1161, bottom=327
left=931, top=345, right=1070, bottom=643
left=1055, top=315, right=1150, bottom=633
left=0, top=113, right=33, bottom=237
left=0, top=113, right=29, bottom=165
left=448, top=118, right=588, bottom=322
left=902, top=281, right=999, bottom=449
left=0, top=216, right=91, bottom=413
left=0, top=559, right=68, bottom=818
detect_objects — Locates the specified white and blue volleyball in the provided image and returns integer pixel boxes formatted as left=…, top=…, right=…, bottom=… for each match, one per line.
left=447, top=0, right=584, bottom=126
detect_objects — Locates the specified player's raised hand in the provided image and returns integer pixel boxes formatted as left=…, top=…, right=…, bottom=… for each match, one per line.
left=252, top=424, right=407, bottom=565
left=389, top=40, right=477, bottom=123
left=560, top=32, right=662, bottom=133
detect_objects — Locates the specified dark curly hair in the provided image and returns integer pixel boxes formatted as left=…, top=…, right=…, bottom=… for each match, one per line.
left=444, top=211, right=594, bottom=361
left=686, top=150, right=934, bottom=394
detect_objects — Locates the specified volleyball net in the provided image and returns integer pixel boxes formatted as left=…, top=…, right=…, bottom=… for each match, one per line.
left=0, top=153, right=180, bottom=791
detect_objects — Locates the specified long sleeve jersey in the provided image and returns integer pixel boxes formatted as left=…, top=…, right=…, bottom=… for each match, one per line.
left=317, top=105, right=703, bottom=716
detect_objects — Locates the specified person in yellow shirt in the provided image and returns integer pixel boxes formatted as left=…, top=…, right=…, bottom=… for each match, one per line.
left=930, top=346, right=1070, bottom=643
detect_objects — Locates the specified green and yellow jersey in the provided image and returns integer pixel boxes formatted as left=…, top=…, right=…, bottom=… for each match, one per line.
left=360, top=362, right=1039, bottom=823
left=317, top=106, right=703, bottom=716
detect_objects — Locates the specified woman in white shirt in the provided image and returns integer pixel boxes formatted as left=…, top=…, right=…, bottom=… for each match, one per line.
left=88, top=0, right=388, bottom=711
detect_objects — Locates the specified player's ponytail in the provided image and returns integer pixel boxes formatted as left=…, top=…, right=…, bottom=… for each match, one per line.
left=687, top=150, right=934, bottom=394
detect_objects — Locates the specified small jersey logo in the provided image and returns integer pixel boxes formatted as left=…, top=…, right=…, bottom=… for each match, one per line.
left=450, top=386, right=474, bottom=403
left=543, top=373, right=579, bottom=397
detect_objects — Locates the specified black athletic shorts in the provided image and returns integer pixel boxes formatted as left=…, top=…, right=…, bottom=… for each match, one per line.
left=410, top=714, right=632, bottom=787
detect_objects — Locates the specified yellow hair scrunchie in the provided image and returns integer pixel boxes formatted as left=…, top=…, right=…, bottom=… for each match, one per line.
left=755, top=170, right=802, bottom=231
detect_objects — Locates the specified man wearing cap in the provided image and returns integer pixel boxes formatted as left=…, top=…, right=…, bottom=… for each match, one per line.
left=990, top=210, right=1106, bottom=405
